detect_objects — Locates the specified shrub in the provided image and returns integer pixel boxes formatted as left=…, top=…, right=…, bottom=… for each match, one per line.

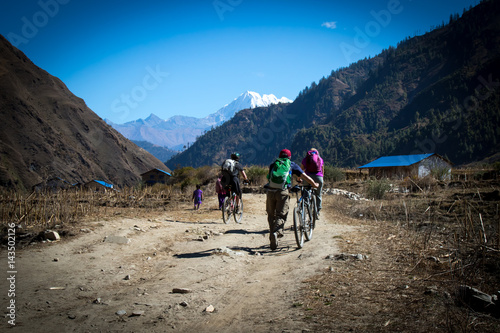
left=180, top=177, right=199, bottom=191
left=195, top=166, right=218, bottom=185
left=246, top=165, right=268, bottom=185
left=365, top=178, right=391, bottom=200
left=171, top=166, right=195, bottom=182
left=431, top=167, right=451, bottom=181
left=324, top=164, right=345, bottom=182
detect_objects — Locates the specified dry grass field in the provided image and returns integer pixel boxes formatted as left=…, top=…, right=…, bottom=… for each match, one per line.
left=302, top=177, right=500, bottom=332
left=1, top=171, right=499, bottom=332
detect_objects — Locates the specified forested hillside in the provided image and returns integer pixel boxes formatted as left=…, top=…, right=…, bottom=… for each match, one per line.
left=132, top=140, right=178, bottom=163
left=167, top=0, right=500, bottom=169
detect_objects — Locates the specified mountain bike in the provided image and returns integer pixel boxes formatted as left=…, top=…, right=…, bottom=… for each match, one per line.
left=290, top=184, right=317, bottom=248
left=222, top=185, right=243, bottom=224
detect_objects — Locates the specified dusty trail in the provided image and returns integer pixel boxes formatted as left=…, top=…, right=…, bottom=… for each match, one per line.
left=1, top=193, right=354, bottom=332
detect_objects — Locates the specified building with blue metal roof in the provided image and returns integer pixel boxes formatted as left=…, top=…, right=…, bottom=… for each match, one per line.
left=84, top=180, right=115, bottom=192
left=359, top=153, right=452, bottom=179
left=141, top=168, right=172, bottom=185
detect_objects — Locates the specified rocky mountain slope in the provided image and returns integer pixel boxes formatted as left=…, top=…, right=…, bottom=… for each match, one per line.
left=0, top=35, right=168, bottom=191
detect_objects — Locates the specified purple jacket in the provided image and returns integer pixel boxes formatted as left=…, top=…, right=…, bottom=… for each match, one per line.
left=301, top=154, right=324, bottom=177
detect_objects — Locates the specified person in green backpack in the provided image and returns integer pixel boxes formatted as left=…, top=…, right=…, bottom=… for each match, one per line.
left=265, top=149, right=318, bottom=251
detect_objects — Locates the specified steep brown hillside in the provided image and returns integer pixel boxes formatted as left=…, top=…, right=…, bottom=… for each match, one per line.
left=0, top=35, right=167, bottom=191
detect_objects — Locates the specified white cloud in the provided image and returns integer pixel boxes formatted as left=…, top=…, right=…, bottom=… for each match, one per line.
left=321, top=21, right=337, bottom=29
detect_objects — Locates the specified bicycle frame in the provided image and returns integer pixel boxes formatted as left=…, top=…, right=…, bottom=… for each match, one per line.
left=222, top=186, right=243, bottom=224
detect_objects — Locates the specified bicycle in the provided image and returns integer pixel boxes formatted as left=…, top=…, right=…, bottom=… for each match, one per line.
left=222, top=185, right=243, bottom=224
left=290, top=184, right=317, bottom=248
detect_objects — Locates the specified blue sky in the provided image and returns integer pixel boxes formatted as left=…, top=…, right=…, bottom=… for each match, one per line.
left=1, top=0, right=478, bottom=123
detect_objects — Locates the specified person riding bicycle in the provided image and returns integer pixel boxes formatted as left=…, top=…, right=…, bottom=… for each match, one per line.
left=265, top=149, right=318, bottom=251
left=221, top=152, right=248, bottom=211
left=301, top=148, right=324, bottom=218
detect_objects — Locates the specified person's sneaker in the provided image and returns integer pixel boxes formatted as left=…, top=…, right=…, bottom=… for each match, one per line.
left=270, top=232, right=278, bottom=250
left=276, top=223, right=285, bottom=238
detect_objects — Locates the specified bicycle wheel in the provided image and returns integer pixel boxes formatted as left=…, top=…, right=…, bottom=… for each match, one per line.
left=293, top=206, right=304, bottom=248
left=222, top=196, right=232, bottom=224
left=303, top=200, right=313, bottom=242
left=233, top=197, right=243, bottom=223
left=310, top=195, right=317, bottom=230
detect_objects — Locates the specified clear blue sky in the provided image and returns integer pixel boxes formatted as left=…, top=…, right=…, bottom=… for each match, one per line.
left=1, top=0, right=478, bottom=123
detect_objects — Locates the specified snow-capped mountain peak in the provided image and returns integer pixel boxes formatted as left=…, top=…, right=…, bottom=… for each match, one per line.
left=212, top=91, right=292, bottom=123
left=108, top=91, right=293, bottom=150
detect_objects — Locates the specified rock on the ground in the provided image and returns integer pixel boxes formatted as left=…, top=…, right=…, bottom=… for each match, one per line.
left=104, top=235, right=131, bottom=244
left=458, top=285, right=500, bottom=318
left=45, top=230, right=60, bottom=241
left=172, top=288, right=192, bottom=294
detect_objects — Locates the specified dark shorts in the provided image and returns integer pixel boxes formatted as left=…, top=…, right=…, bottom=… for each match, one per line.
left=230, top=177, right=242, bottom=197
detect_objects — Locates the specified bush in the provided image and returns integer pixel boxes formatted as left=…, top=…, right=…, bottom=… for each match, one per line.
left=180, top=177, right=198, bottom=191
left=171, top=166, right=196, bottom=183
left=324, top=164, right=345, bottom=182
left=171, top=166, right=219, bottom=191
left=246, top=165, right=268, bottom=185
left=365, top=178, right=391, bottom=200
left=195, top=166, right=218, bottom=185
left=431, top=167, right=451, bottom=181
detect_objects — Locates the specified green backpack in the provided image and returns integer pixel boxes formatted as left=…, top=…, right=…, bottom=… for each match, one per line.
left=267, top=158, right=292, bottom=189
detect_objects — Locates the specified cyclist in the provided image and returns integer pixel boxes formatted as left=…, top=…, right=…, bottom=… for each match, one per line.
left=221, top=152, right=248, bottom=211
left=265, top=149, right=318, bottom=251
left=301, top=148, right=324, bottom=218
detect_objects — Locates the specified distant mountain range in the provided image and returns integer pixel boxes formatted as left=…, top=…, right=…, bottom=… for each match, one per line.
left=167, top=0, right=500, bottom=169
left=106, top=91, right=292, bottom=151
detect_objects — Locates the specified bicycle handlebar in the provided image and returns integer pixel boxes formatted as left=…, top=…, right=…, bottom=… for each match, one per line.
left=291, top=184, right=313, bottom=190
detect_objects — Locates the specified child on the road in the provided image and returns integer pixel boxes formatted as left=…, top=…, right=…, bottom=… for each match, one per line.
left=192, top=185, right=203, bottom=210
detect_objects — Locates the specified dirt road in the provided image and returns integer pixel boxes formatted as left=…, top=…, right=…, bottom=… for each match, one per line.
left=1, top=193, right=354, bottom=332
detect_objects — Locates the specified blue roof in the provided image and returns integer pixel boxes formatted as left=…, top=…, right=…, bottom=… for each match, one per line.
left=155, top=168, right=172, bottom=176
left=359, top=154, right=434, bottom=169
left=94, top=180, right=114, bottom=188
left=141, top=168, right=172, bottom=176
